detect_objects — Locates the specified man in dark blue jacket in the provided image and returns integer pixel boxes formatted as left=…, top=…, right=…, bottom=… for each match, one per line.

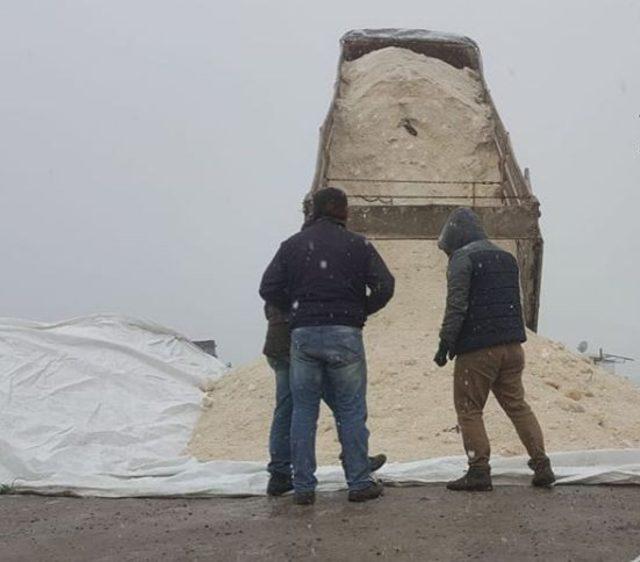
left=260, top=187, right=394, bottom=505
left=434, top=207, right=555, bottom=491
left=262, top=303, right=387, bottom=497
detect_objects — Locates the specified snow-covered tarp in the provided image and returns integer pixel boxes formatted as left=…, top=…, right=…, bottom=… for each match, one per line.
left=1, top=315, right=639, bottom=497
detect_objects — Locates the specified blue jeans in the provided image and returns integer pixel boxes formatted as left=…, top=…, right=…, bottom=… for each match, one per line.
left=266, top=357, right=343, bottom=478
left=290, top=325, right=372, bottom=493
left=267, top=356, right=294, bottom=478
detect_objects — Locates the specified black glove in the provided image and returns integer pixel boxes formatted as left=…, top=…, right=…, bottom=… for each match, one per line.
left=434, top=340, right=449, bottom=367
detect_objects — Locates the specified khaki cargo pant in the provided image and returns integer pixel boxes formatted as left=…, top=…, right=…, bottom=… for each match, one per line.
left=453, top=343, right=547, bottom=469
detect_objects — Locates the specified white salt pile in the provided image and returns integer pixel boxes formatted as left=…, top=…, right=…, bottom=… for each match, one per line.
left=189, top=241, right=640, bottom=464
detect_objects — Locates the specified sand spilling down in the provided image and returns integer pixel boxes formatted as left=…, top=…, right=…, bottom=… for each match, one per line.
left=326, top=47, right=502, bottom=204
left=188, top=241, right=640, bottom=464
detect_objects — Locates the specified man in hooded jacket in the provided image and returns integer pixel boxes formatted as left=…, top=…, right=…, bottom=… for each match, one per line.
left=434, top=207, right=555, bottom=491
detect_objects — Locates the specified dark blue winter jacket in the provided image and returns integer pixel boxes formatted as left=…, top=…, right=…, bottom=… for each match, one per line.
left=438, top=208, right=526, bottom=355
left=259, top=217, right=395, bottom=330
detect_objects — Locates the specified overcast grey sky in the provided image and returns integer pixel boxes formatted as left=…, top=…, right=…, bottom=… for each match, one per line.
left=1, top=1, right=638, bottom=378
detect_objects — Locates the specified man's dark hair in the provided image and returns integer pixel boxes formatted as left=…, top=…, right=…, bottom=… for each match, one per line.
left=312, top=187, right=348, bottom=220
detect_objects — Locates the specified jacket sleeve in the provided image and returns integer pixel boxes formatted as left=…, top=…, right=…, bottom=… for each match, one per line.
left=264, top=302, right=288, bottom=324
left=259, top=244, right=290, bottom=311
left=439, top=253, right=472, bottom=349
left=364, top=241, right=395, bottom=316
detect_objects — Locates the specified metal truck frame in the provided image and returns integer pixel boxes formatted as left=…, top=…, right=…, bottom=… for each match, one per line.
left=309, top=29, right=543, bottom=331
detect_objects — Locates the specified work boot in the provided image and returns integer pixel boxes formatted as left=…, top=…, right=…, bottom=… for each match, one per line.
left=446, top=467, right=493, bottom=492
left=293, top=491, right=316, bottom=506
left=348, top=481, right=384, bottom=503
left=266, top=473, right=293, bottom=497
left=528, top=457, right=556, bottom=488
left=339, top=453, right=387, bottom=473
left=369, top=454, right=387, bottom=472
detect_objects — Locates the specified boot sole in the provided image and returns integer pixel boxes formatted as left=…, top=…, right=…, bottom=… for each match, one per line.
left=446, top=485, right=493, bottom=492
left=532, top=479, right=555, bottom=488
left=348, top=493, right=383, bottom=503
left=348, top=486, right=384, bottom=502
left=293, top=498, right=315, bottom=505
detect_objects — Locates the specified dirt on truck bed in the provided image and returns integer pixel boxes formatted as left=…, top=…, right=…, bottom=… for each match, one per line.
left=1, top=486, right=639, bottom=561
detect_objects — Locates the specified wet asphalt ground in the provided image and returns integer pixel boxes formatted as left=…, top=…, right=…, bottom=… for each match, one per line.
left=1, top=485, right=639, bottom=561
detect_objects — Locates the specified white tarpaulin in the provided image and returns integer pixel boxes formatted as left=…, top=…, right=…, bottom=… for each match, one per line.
left=1, top=314, right=639, bottom=497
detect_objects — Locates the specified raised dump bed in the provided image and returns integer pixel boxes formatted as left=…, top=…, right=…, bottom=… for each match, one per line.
left=309, top=29, right=543, bottom=331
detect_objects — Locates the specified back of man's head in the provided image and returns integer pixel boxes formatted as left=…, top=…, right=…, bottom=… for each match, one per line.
left=312, top=187, right=348, bottom=222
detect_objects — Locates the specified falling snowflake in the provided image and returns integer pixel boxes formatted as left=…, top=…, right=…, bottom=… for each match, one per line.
left=320, top=260, right=328, bottom=269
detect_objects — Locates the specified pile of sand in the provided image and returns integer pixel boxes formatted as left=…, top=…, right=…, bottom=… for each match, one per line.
left=326, top=47, right=502, bottom=203
left=189, top=240, right=640, bottom=464
left=188, top=47, right=640, bottom=463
